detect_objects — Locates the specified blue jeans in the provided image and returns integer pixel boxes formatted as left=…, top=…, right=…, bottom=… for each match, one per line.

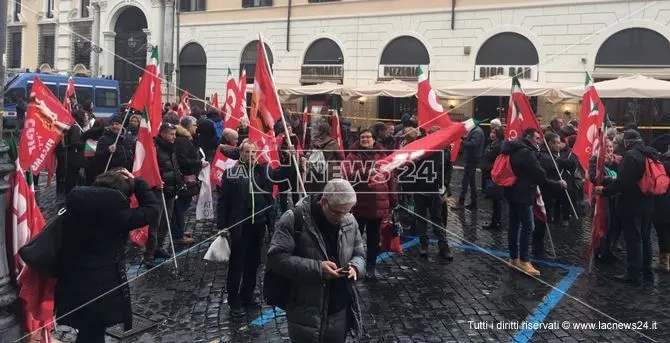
left=508, top=203, right=535, bottom=262
left=173, top=195, right=192, bottom=239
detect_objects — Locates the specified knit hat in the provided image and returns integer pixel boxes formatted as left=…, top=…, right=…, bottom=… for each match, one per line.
left=110, top=113, right=125, bottom=124
left=623, top=129, right=642, bottom=142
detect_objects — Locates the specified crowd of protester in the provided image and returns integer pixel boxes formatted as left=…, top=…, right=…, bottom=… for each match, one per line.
left=39, top=99, right=670, bottom=342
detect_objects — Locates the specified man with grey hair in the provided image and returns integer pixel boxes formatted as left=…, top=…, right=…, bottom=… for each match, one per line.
left=266, top=178, right=365, bottom=343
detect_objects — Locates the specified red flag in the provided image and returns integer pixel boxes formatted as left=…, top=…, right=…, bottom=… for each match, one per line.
left=62, top=76, right=76, bottom=110
left=210, top=149, right=236, bottom=188
left=573, top=73, right=606, bottom=173
left=211, top=92, right=219, bottom=109
left=44, top=151, right=56, bottom=187
left=19, top=78, right=74, bottom=174
left=533, top=186, right=548, bottom=223
left=249, top=38, right=281, bottom=169
left=417, top=66, right=452, bottom=130
left=177, top=91, right=191, bottom=120
left=378, top=119, right=477, bottom=173
left=588, top=114, right=609, bottom=255
left=224, top=69, right=243, bottom=128
left=331, top=110, right=345, bottom=157
left=301, top=108, right=309, bottom=147
left=132, top=109, right=162, bottom=188
left=239, top=68, right=248, bottom=119
left=12, top=168, right=54, bottom=343
left=505, top=77, right=542, bottom=141
left=130, top=47, right=162, bottom=135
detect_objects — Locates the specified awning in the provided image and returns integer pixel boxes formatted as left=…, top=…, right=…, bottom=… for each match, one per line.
left=561, top=74, right=670, bottom=98
left=342, top=79, right=418, bottom=99
left=441, top=75, right=562, bottom=97
left=277, top=82, right=344, bottom=100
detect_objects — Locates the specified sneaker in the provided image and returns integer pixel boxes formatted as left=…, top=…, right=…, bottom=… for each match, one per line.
left=438, top=247, right=454, bottom=261
left=508, top=258, right=521, bottom=268
left=561, top=220, right=570, bottom=227
left=178, top=236, right=195, bottom=245
left=613, top=272, right=641, bottom=285
left=518, top=261, right=541, bottom=276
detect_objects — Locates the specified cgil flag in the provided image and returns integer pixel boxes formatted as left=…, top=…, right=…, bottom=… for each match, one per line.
left=18, top=78, right=74, bottom=174
left=132, top=109, right=163, bottom=187
left=331, top=110, right=345, bottom=158
left=177, top=90, right=191, bottom=120
left=573, top=72, right=606, bottom=173
left=224, top=68, right=244, bottom=128
left=417, top=65, right=452, bottom=130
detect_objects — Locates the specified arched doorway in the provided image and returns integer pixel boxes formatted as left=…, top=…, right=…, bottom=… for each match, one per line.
left=113, top=6, right=148, bottom=104
left=595, top=28, right=670, bottom=142
left=179, top=42, right=207, bottom=107
left=378, top=35, right=430, bottom=120
left=473, top=32, right=539, bottom=124
left=240, top=40, right=273, bottom=107
left=302, top=38, right=344, bottom=113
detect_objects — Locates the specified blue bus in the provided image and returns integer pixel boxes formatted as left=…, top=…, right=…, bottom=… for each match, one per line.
left=3, top=73, right=121, bottom=129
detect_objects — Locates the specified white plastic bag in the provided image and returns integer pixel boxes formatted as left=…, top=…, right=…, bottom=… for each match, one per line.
left=196, top=162, right=214, bottom=220
left=204, top=235, right=230, bottom=262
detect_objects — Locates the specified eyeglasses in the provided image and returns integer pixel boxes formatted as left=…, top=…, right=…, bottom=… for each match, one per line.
left=360, top=135, right=373, bottom=139
left=324, top=202, right=350, bottom=218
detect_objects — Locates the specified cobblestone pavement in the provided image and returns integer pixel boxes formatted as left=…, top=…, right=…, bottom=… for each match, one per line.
left=35, top=169, right=669, bottom=343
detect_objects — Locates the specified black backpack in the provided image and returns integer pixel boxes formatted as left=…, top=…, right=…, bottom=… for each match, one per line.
left=263, top=209, right=303, bottom=310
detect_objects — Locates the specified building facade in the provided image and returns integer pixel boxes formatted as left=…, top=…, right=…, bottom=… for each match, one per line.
left=5, top=0, right=179, bottom=103
left=177, top=0, right=670, bottom=126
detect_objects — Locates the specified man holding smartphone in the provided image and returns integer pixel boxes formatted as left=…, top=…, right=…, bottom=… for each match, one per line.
left=267, top=179, right=366, bottom=343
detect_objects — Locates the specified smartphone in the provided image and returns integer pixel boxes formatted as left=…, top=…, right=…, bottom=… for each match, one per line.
left=337, top=266, right=350, bottom=274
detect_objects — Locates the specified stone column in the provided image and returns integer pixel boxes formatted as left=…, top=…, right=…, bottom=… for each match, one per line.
left=142, top=28, right=152, bottom=62
left=102, top=31, right=116, bottom=77
left=163, top=0, right=176, bottom=100
left=0, top=0, right=21, bottom=340
left=90, top=2, right=102, bottom=77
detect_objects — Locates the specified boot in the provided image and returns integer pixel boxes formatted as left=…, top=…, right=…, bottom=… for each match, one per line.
left=658, top=253, right=670, bottom=272
left=518, top=261, right=541, bottom=276
left=419, top=238, right=429, bottom=258
left=438, top=241, right=454, bottom=261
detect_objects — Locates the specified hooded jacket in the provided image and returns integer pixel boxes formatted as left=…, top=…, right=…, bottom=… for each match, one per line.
left=501, top=138, right=562, bottom=205
left=266, top=195, right=365, bottom=342
left=154, top=136, right=183, bottom=198
left=602, top=142, right=658, bottom=215
left=95, top=128, right=136, bottom=171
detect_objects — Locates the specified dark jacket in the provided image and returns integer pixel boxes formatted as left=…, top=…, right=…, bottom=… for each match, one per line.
left=602, top=143, right=658, bottom=215
left=461, top=126, right=485, bottom=163
left=588, top=155, right=620, bottom=188
left=401, top=149, right=445, bottom=193
left=654, top=156, right=670, bottom=222
left=55, top=179, right=159, bottom=330
left=56, top=124, right=85, bottom=169
left=502, top=138, right=562, bottom=205
left=155, top=136, right=183, bottom=198
left=95, top=128, right=136, bottom=171
left=197, top=116, right=219, bottom=158
left=175, top=125, right=202, bottom=176
left=266, top=196, right=365, bottom=341
left=217, top=161, right=278, bottom=232
left=237, top=126, right=249, bottom=146
left=482, top=139, right=503, bottom=178
left=343, top=143, right=397, bottom=219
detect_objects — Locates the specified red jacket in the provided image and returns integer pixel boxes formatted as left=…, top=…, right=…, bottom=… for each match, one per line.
left=343, top=142, right=397, bottom=219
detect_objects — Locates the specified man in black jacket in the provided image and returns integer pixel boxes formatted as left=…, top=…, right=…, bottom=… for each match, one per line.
left=595, top=130, right=658, bottom=284
left=95, top=114, right=136, bottom=175
left=453, top=124, right=485, bottom=209
left=403, top=126, right=453, bottom=260
left=503, top=128, right=566, bottom=277
left=218, top=140, right=277, bottom=317
left=144, top=123, right=183, bottom=266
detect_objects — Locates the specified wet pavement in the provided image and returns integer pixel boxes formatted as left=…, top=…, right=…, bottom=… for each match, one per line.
left=35, top=168, right=669, bottom=343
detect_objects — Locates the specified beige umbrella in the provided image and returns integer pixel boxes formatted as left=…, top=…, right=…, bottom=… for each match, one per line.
left=561, top=74, right=670, bottom=98
left=440, top=75, right=562, bottom=98
left=342, top=79, right=418, bottom=99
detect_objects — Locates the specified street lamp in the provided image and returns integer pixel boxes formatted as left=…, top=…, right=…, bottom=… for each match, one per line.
left=127, top=36, right=137, bottom=49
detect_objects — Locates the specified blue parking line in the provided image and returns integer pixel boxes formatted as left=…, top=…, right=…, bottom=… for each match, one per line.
left=512, top=266, right=583, bottom=343
left=250, top=237, right=421, bottom=327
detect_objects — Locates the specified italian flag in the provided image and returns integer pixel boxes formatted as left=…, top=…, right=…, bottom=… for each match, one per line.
left=84, top=139, right=97, bottom=157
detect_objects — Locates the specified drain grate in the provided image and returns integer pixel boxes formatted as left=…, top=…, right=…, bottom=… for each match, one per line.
left=105, top=313, right=160, bottom=339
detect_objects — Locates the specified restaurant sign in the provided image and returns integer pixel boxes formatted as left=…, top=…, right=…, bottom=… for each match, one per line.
left=474, top=65, right=538, bottom=81
left=300, top=64, right=343, bottom=83
left=378, top=64, right=429, bottom=81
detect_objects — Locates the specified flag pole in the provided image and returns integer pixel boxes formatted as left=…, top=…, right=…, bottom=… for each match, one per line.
left=160, top=190, right=179, bottom=270
left=544, top=221, right=557, bottom=258
left=104, top=103, right=133, bottom=173
left=541, top=138, right=579, bottom=220
left=258, top=33, right=307, bottom=198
